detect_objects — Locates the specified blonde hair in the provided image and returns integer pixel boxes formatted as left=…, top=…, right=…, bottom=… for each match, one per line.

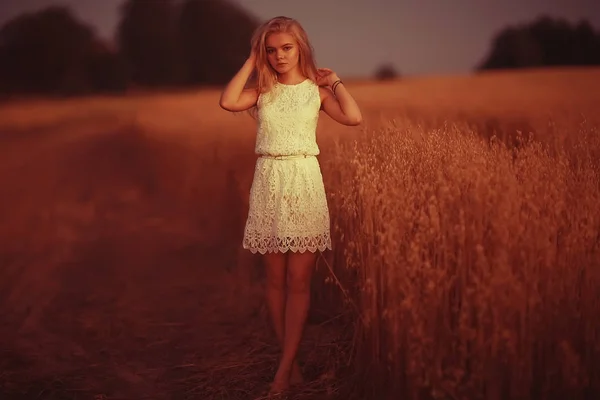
left=248, top=16, right=318, bottom=95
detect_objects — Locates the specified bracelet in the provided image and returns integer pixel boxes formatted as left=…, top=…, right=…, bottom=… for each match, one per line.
left=332, top=79, right=342, bottom=94
left=331, top=79, right=343, bottom=95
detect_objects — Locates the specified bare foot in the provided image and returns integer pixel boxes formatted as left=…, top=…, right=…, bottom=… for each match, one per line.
left=270, top=366, right=292, bottom=395
left=268, top=378, right=290, bottom=395
left=290, top=362, right=304, bottom=385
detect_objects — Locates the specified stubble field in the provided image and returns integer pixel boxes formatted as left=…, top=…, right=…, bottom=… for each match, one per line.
left=1, top=67, right=599, bottom=400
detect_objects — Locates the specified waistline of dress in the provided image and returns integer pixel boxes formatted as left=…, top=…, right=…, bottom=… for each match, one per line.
left=258, top=154, right=316, bottom=161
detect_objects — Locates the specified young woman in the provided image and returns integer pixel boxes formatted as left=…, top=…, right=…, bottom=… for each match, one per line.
left=219, top=16, right=362, bottom=395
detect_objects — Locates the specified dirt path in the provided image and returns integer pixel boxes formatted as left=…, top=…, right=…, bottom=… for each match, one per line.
left=0, top=125, right=345, bottom=399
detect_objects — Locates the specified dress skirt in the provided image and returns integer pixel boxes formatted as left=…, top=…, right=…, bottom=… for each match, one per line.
left=242, top=155, right=332, bottom=254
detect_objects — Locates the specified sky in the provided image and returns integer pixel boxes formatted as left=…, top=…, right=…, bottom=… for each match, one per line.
left=1, top=0, right=598, bottom=78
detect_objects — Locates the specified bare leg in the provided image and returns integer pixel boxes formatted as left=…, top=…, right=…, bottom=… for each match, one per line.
left=271, top=250, right=317, bottom=392
left=264, top=251, right=287, bottom=347
left=264, top=252, right=303, bottom=394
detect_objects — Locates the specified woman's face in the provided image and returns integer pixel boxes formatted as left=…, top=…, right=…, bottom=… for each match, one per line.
left=265, top=32, right=300, bottom=75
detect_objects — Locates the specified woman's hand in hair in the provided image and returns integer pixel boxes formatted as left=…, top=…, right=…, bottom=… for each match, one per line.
left=316, top=68, right=340, bottom=88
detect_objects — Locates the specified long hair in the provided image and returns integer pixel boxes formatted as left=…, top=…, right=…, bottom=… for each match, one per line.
left=245, top=16, right=318, bottom=118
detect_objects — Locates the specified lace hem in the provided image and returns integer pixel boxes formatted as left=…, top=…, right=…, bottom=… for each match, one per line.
left=243, top=235, right=332, bottom=254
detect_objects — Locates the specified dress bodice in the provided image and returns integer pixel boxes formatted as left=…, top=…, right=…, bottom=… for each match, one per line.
left=255, top=79, right=321, bottom=156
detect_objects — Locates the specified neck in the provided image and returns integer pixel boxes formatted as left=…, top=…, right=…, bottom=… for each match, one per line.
left=277, top=67, right=306, bottom=85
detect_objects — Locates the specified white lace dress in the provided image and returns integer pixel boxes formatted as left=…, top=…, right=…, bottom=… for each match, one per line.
left=242, top=78, right=332, bottom=254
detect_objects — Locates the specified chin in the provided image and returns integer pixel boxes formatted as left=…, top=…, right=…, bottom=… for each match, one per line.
left=274, top=64, right=296, bottom=75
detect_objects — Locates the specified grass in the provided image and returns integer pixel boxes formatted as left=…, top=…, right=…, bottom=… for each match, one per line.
left=0, top=67, right=599, bottom=399
left=325, top=121, right=600, bottom=399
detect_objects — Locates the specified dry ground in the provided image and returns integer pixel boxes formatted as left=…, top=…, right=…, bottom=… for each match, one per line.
left=0, top=67, right=599, bottom=399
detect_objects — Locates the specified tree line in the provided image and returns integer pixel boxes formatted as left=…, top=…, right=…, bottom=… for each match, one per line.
left=0, top=0, right=598, bottom=97
left=0, top=0, right=257, bottom=96
left=478, top=16, right=600, bottom=70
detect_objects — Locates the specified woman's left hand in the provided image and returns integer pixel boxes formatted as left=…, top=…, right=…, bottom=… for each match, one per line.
left=316, top=68, right=340, bottom=88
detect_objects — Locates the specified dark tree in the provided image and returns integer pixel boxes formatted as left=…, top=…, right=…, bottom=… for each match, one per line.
left=477, top=16, right=600, bottom=70
left=0, top=0, right=265, bottom=95
left=86, top=41, right=129, bottom=93
left=564, top=20, right=600, bottom=65
left=178, top=0, right=258, bottom=85
left=0, top=6, right=97, bottom=95
left=117, top=0, right=184, bottom=87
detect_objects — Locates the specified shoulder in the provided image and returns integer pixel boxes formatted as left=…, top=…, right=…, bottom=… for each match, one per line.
left=255, top=86, right=271, bottom=105
left=318, top=85, right=332, bottom=96
left=318, top=85, right=333, bottom=106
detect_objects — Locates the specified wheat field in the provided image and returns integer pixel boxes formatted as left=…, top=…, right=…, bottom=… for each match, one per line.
left=0, top=67, right=599, bottom=399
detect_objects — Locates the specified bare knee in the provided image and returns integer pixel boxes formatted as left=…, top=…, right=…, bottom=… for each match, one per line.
left=286, top=252, right=316, bottom=294
left=268, top=273, right=286, bottom=291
